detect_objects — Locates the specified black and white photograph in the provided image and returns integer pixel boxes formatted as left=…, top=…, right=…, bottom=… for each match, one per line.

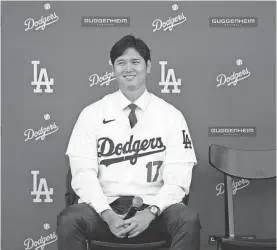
left=1, top=1, right=276, bottom=250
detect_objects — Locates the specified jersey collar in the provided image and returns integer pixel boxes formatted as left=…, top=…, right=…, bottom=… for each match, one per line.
left=116, top=89, right=151, bottom=111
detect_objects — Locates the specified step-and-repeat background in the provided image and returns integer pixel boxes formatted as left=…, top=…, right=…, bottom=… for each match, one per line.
left=2, top=1, right=276, bottom=250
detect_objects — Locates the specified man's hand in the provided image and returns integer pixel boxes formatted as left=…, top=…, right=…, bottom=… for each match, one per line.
left=101, top=210, right=128, bottom=238
left=116, top=209, right=156, bottom=238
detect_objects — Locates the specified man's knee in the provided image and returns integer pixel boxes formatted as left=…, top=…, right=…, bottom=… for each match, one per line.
left=56, top=203, right=95, bottom=235
left=163, top=203, right=201, bottom=232
left=57, top=205, right=79, bottom=233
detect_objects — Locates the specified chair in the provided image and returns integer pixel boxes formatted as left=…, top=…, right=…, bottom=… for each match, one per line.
left=209, top=144, right=276, bottom=250
left=65, top=166, right=190, bottom=250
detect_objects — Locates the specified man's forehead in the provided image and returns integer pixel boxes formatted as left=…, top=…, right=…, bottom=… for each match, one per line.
left=116, top=48, right=143, bottom=61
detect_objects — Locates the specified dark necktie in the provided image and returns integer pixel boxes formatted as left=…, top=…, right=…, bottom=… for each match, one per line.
left=128, top=104, right=138, bottom=129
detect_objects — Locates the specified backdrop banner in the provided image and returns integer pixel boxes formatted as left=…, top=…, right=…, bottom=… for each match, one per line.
left=1, top=1, right=276, bottom=250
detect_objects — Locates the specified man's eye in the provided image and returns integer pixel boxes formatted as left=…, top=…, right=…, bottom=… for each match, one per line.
left=133, top=61, right=139, bottom=64
left=117, top=62, right=125, bottom=65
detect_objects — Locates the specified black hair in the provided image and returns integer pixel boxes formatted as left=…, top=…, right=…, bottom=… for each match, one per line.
left=110, top=35, right=151, bottom=65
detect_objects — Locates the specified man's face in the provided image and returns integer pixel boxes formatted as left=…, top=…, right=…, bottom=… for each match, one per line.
left=113, top=48, right=151, bottom=92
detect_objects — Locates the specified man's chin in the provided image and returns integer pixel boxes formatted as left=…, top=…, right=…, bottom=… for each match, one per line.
left=126, top=83, right=139, bottom=91
left=127, top=85, right=138, bottom=91
left=118, top=81, right=141, bottom=92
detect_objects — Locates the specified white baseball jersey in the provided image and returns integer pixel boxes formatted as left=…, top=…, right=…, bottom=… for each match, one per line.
left=66, top=89, right=197, bottom=213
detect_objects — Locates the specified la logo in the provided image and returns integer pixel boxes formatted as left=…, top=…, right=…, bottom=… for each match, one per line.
left=31, top=170, right=53, bottom=203
left=31, top=61, right=54, bottom=93
left=182, top=130, right=192, bottom=149
left=159, top=61, right=181, bottom=93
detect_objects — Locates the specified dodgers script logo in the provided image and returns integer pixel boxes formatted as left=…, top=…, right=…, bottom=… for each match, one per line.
left=152, top=4, right=187, bottom=32
left=31, top=61, right=54, bottom=93
left=24, top=114, right=59, bottom=141
left=98, top=135, right=166, bottom=167
left=24, top=4, right=59, bottom=31
left=24, top=122, right=58, bottom=141
left=31, top=170, right=53, bottom=203
left=24, top=223, right=58, bottom=250
left=216, top=179, right=250, bottom=196
left=159, top=61, right=181, bottom=93
left=89, top=60, right=116, bottom=87
left=216, top=59, right=251, bottom=87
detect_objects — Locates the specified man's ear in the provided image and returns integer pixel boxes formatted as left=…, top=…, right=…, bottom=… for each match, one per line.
left=146, top=60, right=151, bottom=74
left=109, top=59, right=115, bottom=72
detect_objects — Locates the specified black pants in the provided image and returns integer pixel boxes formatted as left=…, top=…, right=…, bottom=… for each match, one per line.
left=56, top=197, right=201, bottom=250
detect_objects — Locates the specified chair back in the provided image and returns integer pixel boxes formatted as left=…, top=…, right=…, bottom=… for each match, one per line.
left=209, top=144, right=276, bottom=180
left=209, top=144, right=276, bottom=238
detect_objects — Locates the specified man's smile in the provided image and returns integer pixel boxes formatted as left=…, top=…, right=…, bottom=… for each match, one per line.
left=124, top=75, right=136, bottom=81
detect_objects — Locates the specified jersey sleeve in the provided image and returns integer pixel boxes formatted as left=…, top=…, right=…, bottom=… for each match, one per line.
left=66, top=107, right=98, bottom=161
left=150, top=111, right=197, bottom=213
left=66, top=108, right=111, bottom=214
left=164, top=110, right=197, bottom=166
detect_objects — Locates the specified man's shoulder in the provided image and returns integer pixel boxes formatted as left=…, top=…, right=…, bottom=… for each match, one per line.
left=81, top=91, right=117, bottom=114
left=150, top=92, right=183, bottom=118
left=83, top=92, right=116, bottom=112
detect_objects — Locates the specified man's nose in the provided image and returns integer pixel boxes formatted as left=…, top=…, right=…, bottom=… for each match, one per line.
left=125, top=62, right=133, bottom=72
